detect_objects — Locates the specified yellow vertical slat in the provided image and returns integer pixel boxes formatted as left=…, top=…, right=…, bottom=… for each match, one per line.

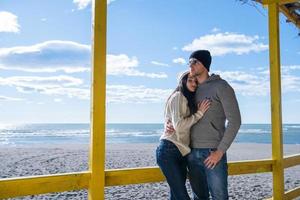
left=268, top=3, right=285, bottom=200
left=89, top=0, right=107, bottom=199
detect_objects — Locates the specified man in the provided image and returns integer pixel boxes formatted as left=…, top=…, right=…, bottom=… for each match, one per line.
left=167, top=50, right=241, bottom=200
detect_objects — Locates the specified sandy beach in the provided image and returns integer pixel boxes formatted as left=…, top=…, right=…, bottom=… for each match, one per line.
left=1, top=143, right=299, bottom=200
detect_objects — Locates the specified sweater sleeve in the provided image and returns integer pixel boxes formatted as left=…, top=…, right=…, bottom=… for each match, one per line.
left=170, top=92, right=203, bottom=133
left=217, top=83, right=241, bottom=152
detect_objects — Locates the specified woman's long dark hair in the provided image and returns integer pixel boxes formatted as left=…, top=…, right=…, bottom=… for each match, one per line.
left=167, top=72, right=197, bottom=115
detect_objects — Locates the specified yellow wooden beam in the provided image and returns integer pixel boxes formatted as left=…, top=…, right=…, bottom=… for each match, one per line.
left=105, top=160, right=274, bottom=186
left=261, top=0, right=300, bottom=5
left=228, top=159, right=274, bottom=175
left=285, top=186, right=300, bottom=200
left=105, top=167, right=165, bottom=186
left=283, top=154, right=300, bottom=168
left=89, top=0, right=107, bottom=199
left=0, top=172, right=90, bottom=199
left=279, top=4, right=300, bottom=29
left=268, top=3, right=285, bottom=200
left=256, top=0, right=300, bottom=29
left=0, top=158, right=289, bottom=198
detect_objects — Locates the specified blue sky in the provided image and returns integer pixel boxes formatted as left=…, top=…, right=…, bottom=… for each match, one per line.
left=0, top=0, right=299, bottom=124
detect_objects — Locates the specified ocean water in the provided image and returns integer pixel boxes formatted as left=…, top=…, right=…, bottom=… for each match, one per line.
left=0, top=123, right=299, bottom=146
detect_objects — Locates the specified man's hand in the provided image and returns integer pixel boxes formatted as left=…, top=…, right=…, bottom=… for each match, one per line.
left=164, top=120, right=175, bottom=135
left=204, top=150, right=224, bottom=169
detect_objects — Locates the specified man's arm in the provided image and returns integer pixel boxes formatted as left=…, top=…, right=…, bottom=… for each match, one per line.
left=217, top=82, right=241, bottom=152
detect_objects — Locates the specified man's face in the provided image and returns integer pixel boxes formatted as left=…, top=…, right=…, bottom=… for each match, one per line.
left=188, top=58, right=207, bottom=76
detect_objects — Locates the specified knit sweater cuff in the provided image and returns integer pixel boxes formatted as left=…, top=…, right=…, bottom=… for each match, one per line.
left=217, top=143, right=228, bottom=153
left=194, top=110, right=204, bottom=119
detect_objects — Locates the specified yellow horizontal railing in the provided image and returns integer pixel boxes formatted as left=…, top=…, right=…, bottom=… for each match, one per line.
left=104, top=159, right=274, bottom=187
left=283, top=154, right=300, bottom=169
left=285, top=186, right=300, bottom=200
left=268, top=186, right=300, bottom=200
left=105, top=167, right=165, bottom=186
left=283, top=154, right=300, bottom=200
left=228, top=159, right=273, bottom=175
left=0, top=171, right=90, bottom=199
left=0, top=154, right=299, bottom=199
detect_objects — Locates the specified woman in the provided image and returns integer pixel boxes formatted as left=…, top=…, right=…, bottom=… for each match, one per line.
left=156, top=71, right=211, bottom=200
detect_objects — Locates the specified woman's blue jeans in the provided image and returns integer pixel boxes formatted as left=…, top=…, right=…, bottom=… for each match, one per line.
left=156, top=139, right=191, bottom=200
left=187, top=148, right=228, bottom=200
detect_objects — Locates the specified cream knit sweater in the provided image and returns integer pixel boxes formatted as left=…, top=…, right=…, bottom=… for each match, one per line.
left=160, top=91, right=203, bottom=156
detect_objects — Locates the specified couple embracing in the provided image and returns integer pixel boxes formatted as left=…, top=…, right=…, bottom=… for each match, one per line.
left=156, top=50, right=241, bottom=200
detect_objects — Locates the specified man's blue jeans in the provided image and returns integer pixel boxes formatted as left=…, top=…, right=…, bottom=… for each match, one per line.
left=187, top=148, right=228, bottom=200
left=156, top=139, right=191, bottom=200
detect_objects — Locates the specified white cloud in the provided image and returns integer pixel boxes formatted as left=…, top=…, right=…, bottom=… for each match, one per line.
left=151, top=61, right=169, bottom=67
left=281, top=74, right=300, bottom=91
left=0, top=75, right=89, bottom=100
left=0, top=75, right=83, bottom=87
left=0, top=41, right=166, bottom=78
left=0, top=95, right=24, bottom=101
left=0, top=40, right=90, bottom=59
left=43, top=87, right=89, bottom=99
left=108, top=0, right=117, bottom=4
left=41, top=18, right=47, bottom=22
left=173, top=58, right=186, bottom=65
left=215, top=65, right=300, bottom=96
left=0, top=40, right=91, bottom=72
left=54, top=98, right=62, bottom=102
left=283, top=65, right=300, bottom=71
left=4, top=67, right=299, bottom=102
left=107, top=54, right=167, bottom=78
left=107, top=54, right=137, bottom=74
left=107, top=85, right=172, bottom=104
left=183, top=32, right=268, bottom=56
left=73, top=0, right=91, bottom=10
left=0, top=11, right=20, bottom=33
left=173, top=47, right=178, bottom=50
left=216, top=70, right=269, bottom=96
left=0, top=65, right=90, bottom=73
left=73, top=0, right=116, bottom=10
left=0, top=74, right=172, bottom=103
left=211, top=27, right=220, bottom=33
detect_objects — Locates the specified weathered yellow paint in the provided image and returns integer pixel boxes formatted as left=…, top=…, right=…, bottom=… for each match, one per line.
left=105, top=167, right=165, bottom=186
left=89, top=0, right=107, bottom=199
left=258, top=1, right=300, bottom=29
left=278, top=5, right=300, bottom=29
left=285, top=186, right=300, bottom=200
left=104, top=160, right=274, bottom=187
left=261, top=0, right=299, bottom=5
left=0, top=172, right=90, bottom=199
left=266, top=182, right=300, bottom=200
left=228, top=159, right=274, bottom=175
left=268, top=3, right=285, bottom=200
left=0, top=159, right=275, bottom=198
left=283, top=154, right=300, bottom=168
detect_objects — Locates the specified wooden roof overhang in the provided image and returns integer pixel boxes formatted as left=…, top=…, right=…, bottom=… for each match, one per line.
left=257, top=0, right=300, bottom=29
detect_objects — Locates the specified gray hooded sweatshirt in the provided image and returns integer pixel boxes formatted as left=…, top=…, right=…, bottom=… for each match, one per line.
left=190, top=74, right=241, bottom=152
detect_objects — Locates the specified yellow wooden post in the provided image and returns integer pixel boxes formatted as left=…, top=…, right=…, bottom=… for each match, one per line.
left=89, top=0, right=107, bottom=199
left=268, top=3, right=285, bottom=200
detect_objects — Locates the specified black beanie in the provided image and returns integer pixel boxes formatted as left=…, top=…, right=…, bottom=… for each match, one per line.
left=189, top=50, right=212, bottom=72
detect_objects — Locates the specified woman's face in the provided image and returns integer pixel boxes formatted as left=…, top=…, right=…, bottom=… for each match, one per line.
left=186, top=74, right=197, bottom=92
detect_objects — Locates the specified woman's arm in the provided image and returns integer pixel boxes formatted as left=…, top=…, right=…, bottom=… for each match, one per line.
left=170, top=93, right=209, bottom=133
